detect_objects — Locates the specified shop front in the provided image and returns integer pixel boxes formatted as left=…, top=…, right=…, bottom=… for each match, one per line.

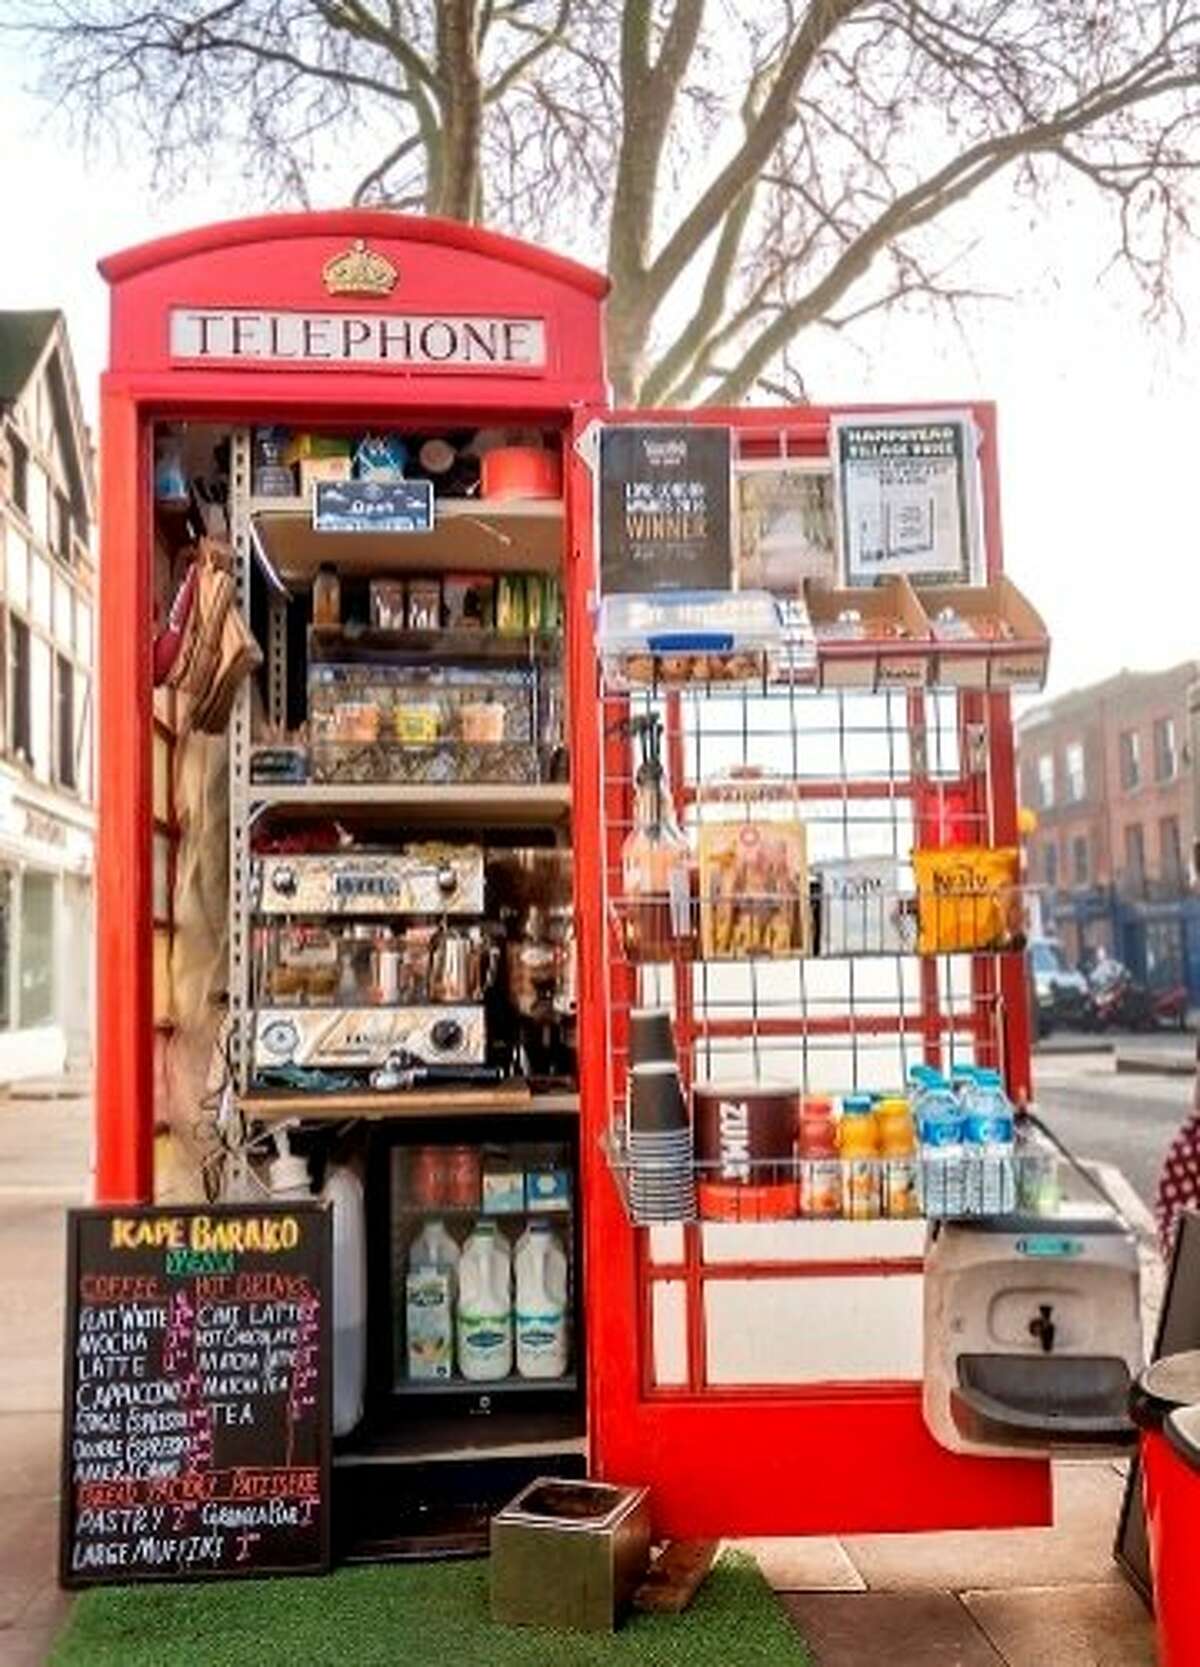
left=83, top=209, right=1146, bottom=1570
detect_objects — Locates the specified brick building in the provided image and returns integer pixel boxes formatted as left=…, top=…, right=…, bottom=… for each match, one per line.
left=1016, top=662, right=1200, bottom=997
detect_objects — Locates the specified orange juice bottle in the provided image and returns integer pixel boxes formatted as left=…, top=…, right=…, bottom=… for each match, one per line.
left=839, top=1095, right=880, bottom=1220
left=876, top=1096, right=920, bottom=1219
left=798, top=1097, right=840, bottom=1218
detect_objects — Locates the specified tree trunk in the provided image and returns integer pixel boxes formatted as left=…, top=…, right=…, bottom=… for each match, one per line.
left=433, top=0, right=484, bottom=221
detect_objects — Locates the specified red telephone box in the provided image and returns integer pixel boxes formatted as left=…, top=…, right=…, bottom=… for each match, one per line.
left=95, top=210, right=1051, bottom=1547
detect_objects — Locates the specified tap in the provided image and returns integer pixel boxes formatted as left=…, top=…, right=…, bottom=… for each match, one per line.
left=1029, top=1304, right=1056, bottom=1354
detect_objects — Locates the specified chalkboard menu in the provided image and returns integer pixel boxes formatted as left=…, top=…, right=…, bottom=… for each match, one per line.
left=60, top=1204, right=331, bottom=1588
left=599, top=425, right=732, bottom=595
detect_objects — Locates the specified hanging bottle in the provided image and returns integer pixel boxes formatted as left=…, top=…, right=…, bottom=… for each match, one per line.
left=620, top=714, right=693, bottom=963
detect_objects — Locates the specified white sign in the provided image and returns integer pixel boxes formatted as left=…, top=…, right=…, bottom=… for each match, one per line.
left=169, top=309, right=547, bottom=370
left=831, top=410, right=983, bottom=587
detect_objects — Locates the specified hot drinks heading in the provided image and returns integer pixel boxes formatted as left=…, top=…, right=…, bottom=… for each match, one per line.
left=169, top=309, right=548, bottom=370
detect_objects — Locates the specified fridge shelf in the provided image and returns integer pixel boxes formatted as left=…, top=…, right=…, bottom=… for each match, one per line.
left=390, top=1373, right=578, bottom=1396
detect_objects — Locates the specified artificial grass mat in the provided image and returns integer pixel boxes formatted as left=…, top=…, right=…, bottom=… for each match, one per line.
left=51, top=1550, right=810, bottom=1667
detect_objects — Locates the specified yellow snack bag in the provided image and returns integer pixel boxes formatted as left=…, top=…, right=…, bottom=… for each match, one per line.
left=912, top=846, right=1020, bottom=954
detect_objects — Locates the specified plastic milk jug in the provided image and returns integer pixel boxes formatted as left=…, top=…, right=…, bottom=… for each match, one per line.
left=514, top=1221, right=569, bottom=1379
left=406, top=1220, right=460, bottom=1382
left=457, top=1223, right=513, bottom=1380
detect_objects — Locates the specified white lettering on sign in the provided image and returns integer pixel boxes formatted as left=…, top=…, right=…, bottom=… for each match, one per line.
left=169, top=309, right=547, bottom=370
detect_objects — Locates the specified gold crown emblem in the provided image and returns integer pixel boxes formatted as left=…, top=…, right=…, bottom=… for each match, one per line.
left=322, top=239, right=398, bottom=297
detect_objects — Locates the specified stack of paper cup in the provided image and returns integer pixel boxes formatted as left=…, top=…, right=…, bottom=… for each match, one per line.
left=628, top=1061, right=695, bottom=1224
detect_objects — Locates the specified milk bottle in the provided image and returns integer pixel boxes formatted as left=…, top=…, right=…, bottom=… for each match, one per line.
left=457, top=1223, right=513, bottom=1380
left=406, top=1219, right=460, bottom=1381
left=515, top=1221, right=569, bottom=1379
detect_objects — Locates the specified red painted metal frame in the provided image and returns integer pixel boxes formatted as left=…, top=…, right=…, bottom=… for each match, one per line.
left=96, top=213, right=1047, bottom=1535
left=568, top=402, right=1050, bottom=1536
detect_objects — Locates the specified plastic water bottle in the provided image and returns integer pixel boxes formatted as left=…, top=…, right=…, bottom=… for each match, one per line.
left=911, top=1068, right=965, bottom=1217
left=964, top=1069, right=1016, bottom=1216
left=514, top=1221, right=569, bottom=1379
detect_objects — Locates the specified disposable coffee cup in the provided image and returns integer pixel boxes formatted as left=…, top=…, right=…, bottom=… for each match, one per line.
left=630, top=1062, right=688, bottom=1134
left=629, top=1007, right=677, bottom=1069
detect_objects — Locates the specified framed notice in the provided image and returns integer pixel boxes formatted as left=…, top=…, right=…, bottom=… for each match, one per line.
left=831, top=411, right=983, bottom=588
left=314, top=478, right=433, bottom=534
left=599, top=425, right=733, bottom=595
left=60, top=1203, right=331, bottom=1587
left=736, top=459, right=837, bottom=593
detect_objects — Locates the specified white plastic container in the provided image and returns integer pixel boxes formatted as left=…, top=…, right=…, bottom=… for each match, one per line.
left=514, top=1221, right=569, bottom=1380
left=457, top=1222, right=513, bottom=1381
left=406, top=1220, right=461, bottom=1381
left=323, top=1163, right=367, bottom=1437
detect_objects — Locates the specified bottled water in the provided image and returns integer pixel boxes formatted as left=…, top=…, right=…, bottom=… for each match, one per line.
left=963, top=1068, right=1016, bottom=1216
left=910, top=1067, right=966, bottom=1217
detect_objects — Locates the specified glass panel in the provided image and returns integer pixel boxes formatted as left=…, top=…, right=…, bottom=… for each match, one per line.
left=30, top=636, right=51, bottom=780
left=19, top=871, right=54, bottom=1027
left=75, top=599, right=93, bottom=665
left=153, top=732, right=172, bottom=822
left=651, top=1281, right=688, bottom=1387
left=7, top=532, right=28, bottom=608
left=30, top=552, right=51, bottom=629
left=0, top=868, right=11, bottom=1028
left=27, top=463, right=50, bottom=547
left=53, top=575, right=72, bottom=648
left=153, top=832, right=171, bottom=919
left=153, top=928, right=172, bottom=1026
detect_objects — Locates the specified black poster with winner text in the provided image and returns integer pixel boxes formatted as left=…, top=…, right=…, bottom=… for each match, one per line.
left=60, top=1204, right=331, bottom=1587
left=599, top=425, right=733, bottom=595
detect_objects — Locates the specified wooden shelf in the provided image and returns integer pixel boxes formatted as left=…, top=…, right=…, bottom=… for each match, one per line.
left=250, top=495, right=564, bottom=586
left=248, top=781, right=572, bottom=824
left=241, top=1086, right=579, bottom=1120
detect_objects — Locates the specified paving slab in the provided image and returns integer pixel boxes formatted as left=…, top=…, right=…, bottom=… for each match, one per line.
left=0, top=1495, right=58, bottom=1629
left=0, top=1200, right=69, bottom=1417
left=839, top=1462, right=1124, bottom=1593
left=0, top=1413, right=60, bottom=1502
left=964, top=1582, right=1156, bottom=1667
left=781, top=1591, right=1003, bottom=1666
left=731, top=1537, right=866, bottom=1592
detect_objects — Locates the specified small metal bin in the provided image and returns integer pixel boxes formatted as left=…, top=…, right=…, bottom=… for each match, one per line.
left=490, top=1477, right=651, bottom=1632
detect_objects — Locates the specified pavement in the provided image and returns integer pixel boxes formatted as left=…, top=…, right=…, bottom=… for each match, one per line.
left=0, top=1071, right=1168, bottom=1667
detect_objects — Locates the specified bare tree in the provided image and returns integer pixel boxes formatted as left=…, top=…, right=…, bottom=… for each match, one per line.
left=13, top=0, right=1200, bottom=403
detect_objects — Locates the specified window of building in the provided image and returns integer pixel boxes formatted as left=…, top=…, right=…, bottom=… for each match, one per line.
left=53, top=575, right=72, bottom=651
left=29, top=553, right=51, bottom=631
left=1037, top=753, right=1055, bottom=808
left=9, top=433, right=28, bottom=516
left=6, top=530, right=27, bottom=610
left=1161, top=816, right=1184, bottom=884
left=1044, top=842, right=1059, bottom=887
left=74, top=600, right=92, bottom=666
left=56, top=655, right=75, bottom=791
left=1065, top=742, right=1086, bottom=803
left=1119, top=730, right=1141, bottom=791
left=18, top=871, right=53, bottom=1028
left=1125, top=824, right=1146, bottom=886
left=1154, top=716, right=1178, bottom=781
left=10, top=617, right=30, bottom=763
left=26, top=462, right=50, bottom=547
left=1072, top=835, right=1089, bottom=884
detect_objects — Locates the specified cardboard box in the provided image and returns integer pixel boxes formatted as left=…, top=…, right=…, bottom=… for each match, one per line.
left=482, top=1168, right=525, bottom=1214
left=299, top=455, right=353, bottom=492
left=917, top=576, right=1049, bottom=690
left=804, top=576, right=931, bottom=689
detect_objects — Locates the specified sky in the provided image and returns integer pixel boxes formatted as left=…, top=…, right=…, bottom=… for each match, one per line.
left=1, top=44, right=1196, bottom=703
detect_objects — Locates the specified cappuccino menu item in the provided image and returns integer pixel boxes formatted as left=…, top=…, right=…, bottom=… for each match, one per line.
left=60, top=1205, right=331, bottom=1587
left=693, top=1083, right=800, bottom=1221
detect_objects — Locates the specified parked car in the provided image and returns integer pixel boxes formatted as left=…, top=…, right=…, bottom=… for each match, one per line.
left=1028, top=938, right=1094, bottom=1037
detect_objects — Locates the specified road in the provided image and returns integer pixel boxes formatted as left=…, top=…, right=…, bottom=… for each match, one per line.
left=1033, top=1047, right=1194, bottom=1218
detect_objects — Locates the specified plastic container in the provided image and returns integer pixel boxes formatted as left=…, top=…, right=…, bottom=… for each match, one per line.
left=514, top=1221, right=570, bottom=1379
left=597, top=591, right=785, bottom=690
left=1129, top=1353, right=1200, bottom=1667
left=839, top=1095, right=881, bottom=1220
left=457, top=1222, right=513, bottom=1380
left=876, top=1096, right=920, bottom=1219
left=406, top=1218, right=461, bottom=1382
left=912, top=1070, right=966, bottom=1217
left=323, top=1163, right=367, bottom=1433
left=962, top=1068, right=1016, bottom=1216
left=481, top=446, right=562, bottom=501
left=798, top=1097, right=840, bottom=1219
